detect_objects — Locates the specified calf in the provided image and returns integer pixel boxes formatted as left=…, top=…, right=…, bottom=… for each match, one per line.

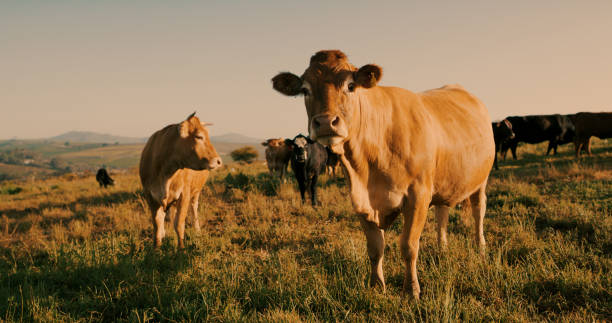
left=96, top=168, right=114, bottom=188
left=262, top=138, right=291, bottom=181
left=492, top=119, right=515, bottom=170
left=285, top=134, right=327, bottom=206
left=501, top=114, right=575, bottom=159
left=139, top=112, right=222, bottom=248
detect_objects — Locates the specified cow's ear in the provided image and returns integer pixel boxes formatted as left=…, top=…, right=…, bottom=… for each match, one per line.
left=272, top=72, right=303, bottom=96
left=355, top=64, right=382, bottom=88
left=178, top=121, right=190, bottom=138
left=261, top=141, right=268, bottom=146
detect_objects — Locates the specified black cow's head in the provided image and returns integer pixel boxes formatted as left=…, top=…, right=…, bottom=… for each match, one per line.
left=285, top=134, right=313, bottom=163
left=495, top=118, right=515, bottom=143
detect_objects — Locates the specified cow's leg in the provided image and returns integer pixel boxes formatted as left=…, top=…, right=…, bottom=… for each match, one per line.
left=191, top=194, right=201, bottom=233
left=574, top=138, right=583, bottom=157
left=586, top=137, right=592, bottom=155
left=435, top=205, right=449, bottom=249
left=360, top=216, right=385, bottom=290
left=510, top=142, right=518, bottom=160
left=310, top=174, right=319, bottom=206
left=500, top=144, right=508, bottom=160
left=174, top=194, right=190, bottom=249
left=469, top=183, right=487, bottom=253
left=546, top=141, right=554, bottom=155
left=297, top=175, right=306, bottom=203
left=400, top=186, right=431, bottom=299
left=151, top=206, right=166, bottom=248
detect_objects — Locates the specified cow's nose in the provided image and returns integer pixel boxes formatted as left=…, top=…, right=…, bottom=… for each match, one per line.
left=209, top=157, right=222, bottom=169
left=312, top=114, right=340, bottom=135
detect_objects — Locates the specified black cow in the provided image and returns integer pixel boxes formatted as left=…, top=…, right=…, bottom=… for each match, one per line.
left=96, top=168, right=114, bottom=188
left=492, top=119, right=515, bottom=170
left=501, top=114, right=575, bottom=159
left=285, top=134, right=327, bottom=206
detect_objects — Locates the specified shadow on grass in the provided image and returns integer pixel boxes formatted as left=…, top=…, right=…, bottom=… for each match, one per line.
left=493, top=143, right=612, bottom=178
left=0, top=242, right=197, bottom=321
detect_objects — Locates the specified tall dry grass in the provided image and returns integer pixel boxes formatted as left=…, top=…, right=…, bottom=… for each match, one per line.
left=0, top=139, right=610, bottom=321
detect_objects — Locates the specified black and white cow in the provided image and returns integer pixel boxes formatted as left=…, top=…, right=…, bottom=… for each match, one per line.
left=285, top=134, right=327, bottom=206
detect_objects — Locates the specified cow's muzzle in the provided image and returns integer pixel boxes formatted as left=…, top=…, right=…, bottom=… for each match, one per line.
left=208, top=157, right=223, bottom=170
left=310, top=114, right=348, bottom=145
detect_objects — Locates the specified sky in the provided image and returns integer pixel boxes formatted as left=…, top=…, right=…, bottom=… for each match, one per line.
left=1, top=1, right=611, bottom=140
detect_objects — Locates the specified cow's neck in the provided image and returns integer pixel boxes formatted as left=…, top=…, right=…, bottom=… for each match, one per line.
left=339, top=88, right=395, bottom=226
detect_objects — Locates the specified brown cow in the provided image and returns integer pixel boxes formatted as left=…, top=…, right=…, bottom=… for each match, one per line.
left=325, top=147, right=341, bottom=177
left=572, top=112, right=612, bottom=157
left=272, top=50, right=495, bottom=299
left=262, top=138, right=291, bottom=181
left=140, top=113, right=222, bottom=249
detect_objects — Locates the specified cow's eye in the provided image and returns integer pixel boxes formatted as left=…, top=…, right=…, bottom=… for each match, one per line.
left=301, top=88, right=310, bottom=96
left=347, top=82, right=355, bottom=92
left=195, top=135, right=204, bottom=140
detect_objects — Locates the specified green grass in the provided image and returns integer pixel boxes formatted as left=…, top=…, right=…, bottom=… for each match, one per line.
left=0, top=139, right=610, bottom=321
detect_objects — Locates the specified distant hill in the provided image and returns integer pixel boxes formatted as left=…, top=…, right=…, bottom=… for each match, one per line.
left=49, top=131, right=146, bottom=144
left=210, top=132, right=262, bottom=144
left=46, top=131, right=261, bottom=145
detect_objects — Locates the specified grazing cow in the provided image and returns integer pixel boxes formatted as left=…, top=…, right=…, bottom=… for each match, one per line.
left=285, top=134, right=327, bottom=206
left=272, top=50, right=495, bottom=299
left=96, top=168, right=114, bottom=188
left=139, top=113, right=222, bottom=248
left=325, top=147, right=341, bottom=177
left=262, top=138, right=291, bottom=181
left=492, top=119, right=515, bottom=170
left=501, top=114, right=575, bottom=159
left=572, top=112, right=612, bottom=157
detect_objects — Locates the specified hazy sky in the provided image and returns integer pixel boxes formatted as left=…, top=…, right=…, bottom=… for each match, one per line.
left=1, top=1, right=611, bottom=140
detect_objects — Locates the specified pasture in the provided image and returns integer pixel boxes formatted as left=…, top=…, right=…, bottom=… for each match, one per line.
left=0, top=140, right=611, bottom=322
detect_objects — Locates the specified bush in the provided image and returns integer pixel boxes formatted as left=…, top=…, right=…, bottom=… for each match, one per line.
left=222, top=172, right=279, bottom=197
left=230, top=146, right=258, bottom=164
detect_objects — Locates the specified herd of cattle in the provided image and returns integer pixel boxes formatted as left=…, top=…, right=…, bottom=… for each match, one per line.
left=491, top=112, right=612, bottom=169
left=105, top=50, right=609, bottom=300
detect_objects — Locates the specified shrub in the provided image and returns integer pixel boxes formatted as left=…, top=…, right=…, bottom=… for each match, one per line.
left=230, top=146, right=258, bottom=164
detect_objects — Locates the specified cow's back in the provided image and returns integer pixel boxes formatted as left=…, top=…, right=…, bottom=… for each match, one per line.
left=416, top=85, right=495, bottom=204
left=574, top=112, right=612, bottom=139
left=140, top=125, right=173, bottom=189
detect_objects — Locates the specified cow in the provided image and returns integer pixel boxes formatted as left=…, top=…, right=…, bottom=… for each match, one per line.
left=325, top=146, right=341, bottom=177
left=492, top=119, right=515, bottom=170
left=139, top=112, right=222, bottom=249
left=272, top=50, right=495, bottom=299
left=262, top=138, right=292, bottom=181
left=572, top=112, right=612, bottom=157
left=501, top=114, right=575, bottom=159
left=285, top=134, right=327, bottom=206
left=96, top=168, right=114, bottom=188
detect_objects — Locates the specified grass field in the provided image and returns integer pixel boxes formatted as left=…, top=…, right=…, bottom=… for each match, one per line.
left=0, top=140, right=610, bottom=322
left=0, top=140, right=265, bottom=181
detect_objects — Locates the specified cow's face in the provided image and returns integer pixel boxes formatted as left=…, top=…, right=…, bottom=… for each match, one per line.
left=497, top=119, right=515, bottom=142
left=262, top=138, right=285, bottom=149
left=285, top=135, right=312, bottom=163
left=177, top=113, right=222, bottom=171
left=272, top=50, right=382, bottom=149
